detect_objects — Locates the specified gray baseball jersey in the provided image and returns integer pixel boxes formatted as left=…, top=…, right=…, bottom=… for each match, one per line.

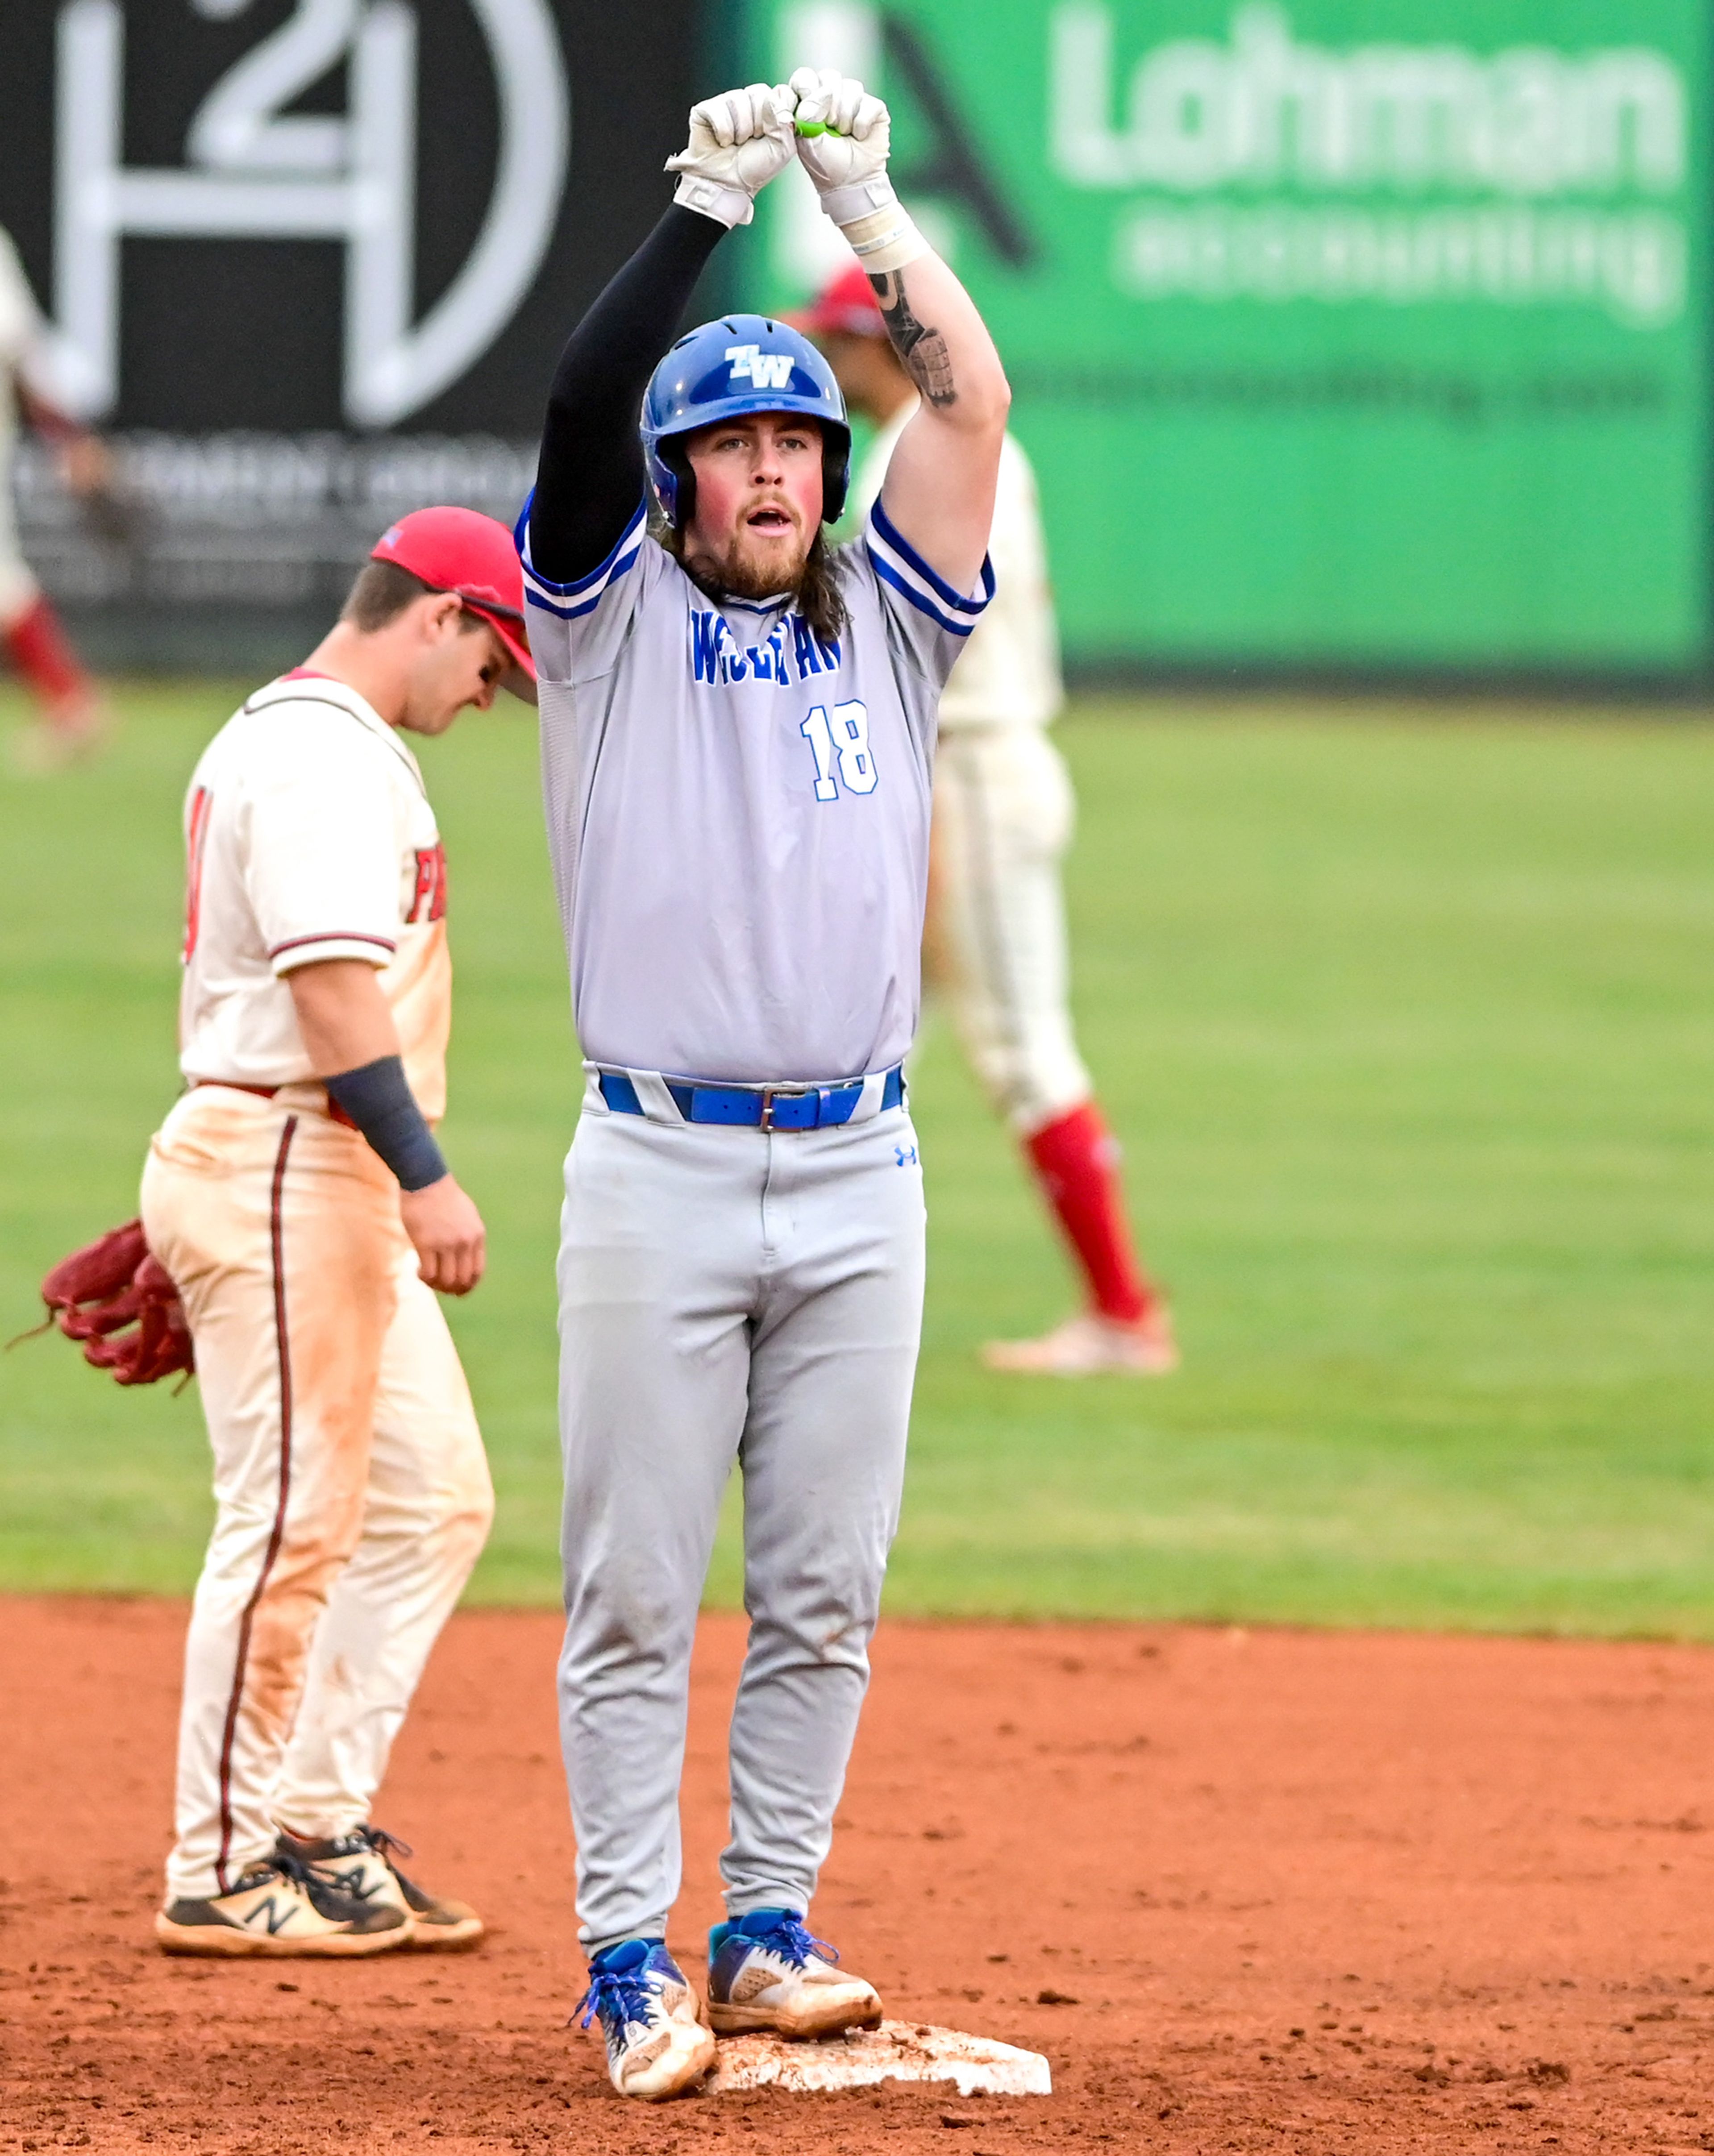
left=521, top=495, right=994, bottom=1084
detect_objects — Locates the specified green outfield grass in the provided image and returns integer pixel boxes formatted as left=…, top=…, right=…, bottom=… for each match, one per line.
left=4, top=684, right=1713, bottom=1634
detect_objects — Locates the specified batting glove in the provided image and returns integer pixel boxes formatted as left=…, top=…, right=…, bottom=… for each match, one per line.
left=665, top=82, right=799, bottom=229
left=786, top=66, right=926, bottom=273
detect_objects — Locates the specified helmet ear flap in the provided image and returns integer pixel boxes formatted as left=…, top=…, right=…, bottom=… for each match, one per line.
left=657, top=439, right=696, bottom=532
left=821, top=428, right=851, bottom=526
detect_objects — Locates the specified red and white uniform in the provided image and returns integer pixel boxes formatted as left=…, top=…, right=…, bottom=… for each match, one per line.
left=856, top=411, right=1090, bottom=1131
left=0, top=222, right=102, bottom=738
left=175, top=675, right=453, bottom=1107
left=853, top=407, right=1162, bottom=1338
left=0, top=227, right=50, bottom=626
left=141, top=673, right=491, bottom=1903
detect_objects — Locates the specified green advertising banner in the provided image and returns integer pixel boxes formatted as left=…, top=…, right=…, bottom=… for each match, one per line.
left=743, top=2, right=1710, bottom=677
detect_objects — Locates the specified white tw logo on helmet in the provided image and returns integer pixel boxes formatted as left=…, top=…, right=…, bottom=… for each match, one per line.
left=726, top=345, right=795, bottom=390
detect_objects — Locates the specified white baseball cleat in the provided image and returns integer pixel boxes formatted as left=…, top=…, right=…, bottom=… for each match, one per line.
left=275, top=1824, right=483, bottom=1950
left=154, top=1857, right=408, bottom=1957
left=706, top=1908, right=883, bottom=2040
left=981, top=1309, right=1180, bottom=1376
left=576, top=1940, right=718, bottom=2101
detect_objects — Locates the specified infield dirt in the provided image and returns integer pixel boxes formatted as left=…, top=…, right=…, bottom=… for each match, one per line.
left=5, top=1597, right=1712, bottom=2152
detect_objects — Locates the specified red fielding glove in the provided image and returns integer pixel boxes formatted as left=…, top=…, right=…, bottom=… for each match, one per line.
left=34, top=1219, right=195, bottom=1386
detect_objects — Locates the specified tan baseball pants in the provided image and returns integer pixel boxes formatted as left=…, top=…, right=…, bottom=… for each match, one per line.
left=929, top=725, right=1094, bottom=1134
left=141, top=1084, right=493, bottom=1903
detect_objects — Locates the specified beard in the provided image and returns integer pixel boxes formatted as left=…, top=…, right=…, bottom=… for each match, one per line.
left=663, top=507, right=847, bottom=651
left=682, top=521, right=812, bottom=604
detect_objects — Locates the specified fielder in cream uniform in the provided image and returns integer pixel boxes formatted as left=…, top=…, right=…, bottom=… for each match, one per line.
left=797, top=264, right=1176, bottom=1376
left=142, top=508, right=532, bottom=1958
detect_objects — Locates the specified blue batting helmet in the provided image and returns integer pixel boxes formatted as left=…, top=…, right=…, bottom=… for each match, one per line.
left=641, top=315, right=852, bottom=531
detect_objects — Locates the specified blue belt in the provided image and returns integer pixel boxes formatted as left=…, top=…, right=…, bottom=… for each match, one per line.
left=599, top=1066, right=904, bottom=1130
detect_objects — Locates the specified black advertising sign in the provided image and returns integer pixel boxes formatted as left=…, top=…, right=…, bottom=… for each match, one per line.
left=0, top=0, right=701, bottom=662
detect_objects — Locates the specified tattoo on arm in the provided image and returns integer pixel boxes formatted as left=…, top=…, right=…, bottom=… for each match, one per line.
left=869, top=271, right=955, bottom=408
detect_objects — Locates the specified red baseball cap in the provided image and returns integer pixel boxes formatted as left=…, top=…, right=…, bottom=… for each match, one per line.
left=786, top=262, right=886, bottom=341
left=370, top=506, right=537, bottom=704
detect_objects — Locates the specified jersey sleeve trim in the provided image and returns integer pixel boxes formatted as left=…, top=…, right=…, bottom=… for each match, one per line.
left=268, top=930, right=399, bottom=974
left=864, top=497, right=996, bottom=638
left=516, top=491, right=648, bottom=619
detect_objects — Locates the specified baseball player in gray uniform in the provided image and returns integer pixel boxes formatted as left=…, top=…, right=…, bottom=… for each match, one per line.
left=516, top=70, right=1007, bottom=2098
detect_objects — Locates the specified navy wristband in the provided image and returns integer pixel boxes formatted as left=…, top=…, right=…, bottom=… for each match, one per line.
left=323, top=1055, right=449, bottom=1192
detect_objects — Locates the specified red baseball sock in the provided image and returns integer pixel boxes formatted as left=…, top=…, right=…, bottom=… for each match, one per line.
left=1024, top=1100, right=1156, bottom=1325
left=4, top=594, right=90, bottom=712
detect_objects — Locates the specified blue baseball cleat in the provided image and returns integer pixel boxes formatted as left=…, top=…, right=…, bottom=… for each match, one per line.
left=706, top=1907, right=883, bottom=2040
left=574, top=1938, right=717, bottom=2099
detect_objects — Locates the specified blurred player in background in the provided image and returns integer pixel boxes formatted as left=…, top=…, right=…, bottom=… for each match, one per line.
left=795, top=264, right=1177, bottom=1377
left=0, top=224, right=115, bottom=770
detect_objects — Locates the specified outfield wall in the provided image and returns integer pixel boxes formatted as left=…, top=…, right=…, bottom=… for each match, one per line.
left=740, top=0, right=1713, bottom=688
left=1, top=2, right=1710, bottom=688
left=0, top=0, right=707, bottom=676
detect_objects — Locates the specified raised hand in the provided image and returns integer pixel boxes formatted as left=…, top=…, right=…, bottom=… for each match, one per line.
left=666, top=82, right=800, bottom=228
left=787, top=67, right=892, bottom=205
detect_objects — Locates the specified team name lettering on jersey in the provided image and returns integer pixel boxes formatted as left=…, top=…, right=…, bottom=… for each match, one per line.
left=183, top=785, right=214, bottom=961
left=409, top=842, right=448, bottom=924
left=689, top=609, right=841, bottom=688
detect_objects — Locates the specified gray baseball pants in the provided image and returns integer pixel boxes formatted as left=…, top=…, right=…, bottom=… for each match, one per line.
left=554, top=1077, right=927, bottom=1954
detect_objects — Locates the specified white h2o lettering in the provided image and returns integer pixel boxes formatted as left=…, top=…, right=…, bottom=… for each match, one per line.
left=54, top=0, right=569, bottom=426
left=800, top=701, right=878, bottom=802
left=726, top=343, right=795, bottom=390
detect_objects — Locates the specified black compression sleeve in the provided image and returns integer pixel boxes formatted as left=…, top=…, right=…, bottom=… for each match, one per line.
left=324, top=1055, right=449, bottom=1193
left=528, top=206, right=728, bottom=586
